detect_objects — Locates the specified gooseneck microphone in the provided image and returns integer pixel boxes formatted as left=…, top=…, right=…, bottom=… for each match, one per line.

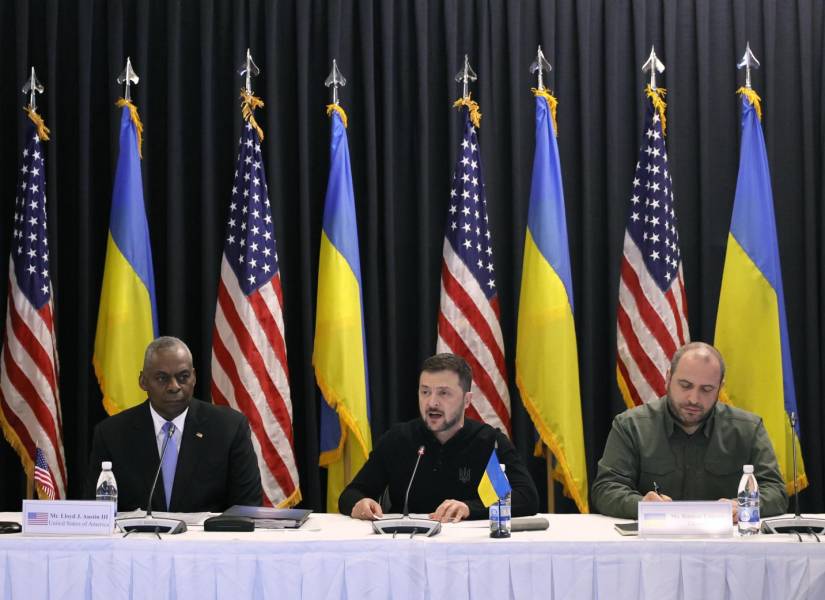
left=145, top=424, right=174, bottom=517
left=370, top=444, right=441, bottom=538
left=402, top=446, right=426, bottom=517
left=115, top=423, right=187, bottom=536
left=762, top=411, right=824, bottom=539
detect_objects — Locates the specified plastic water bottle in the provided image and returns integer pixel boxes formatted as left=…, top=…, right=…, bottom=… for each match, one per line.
left=96, top=460, right=118, bottom=514
left=737, top=464, right=760, bottom=535
left=489, top=464, right=511, bottom=538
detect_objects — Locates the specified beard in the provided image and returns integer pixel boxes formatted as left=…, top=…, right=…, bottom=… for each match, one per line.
left=422, top=407, right=464, bottom=435
left=666, top=394, right=715, bottom=430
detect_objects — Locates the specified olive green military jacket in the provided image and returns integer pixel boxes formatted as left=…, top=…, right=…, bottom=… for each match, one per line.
left=591, top=397, right=789, bottom=519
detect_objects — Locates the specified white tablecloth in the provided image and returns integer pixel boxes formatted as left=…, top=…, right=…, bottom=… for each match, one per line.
left=1, top=512, right=823, bottom=600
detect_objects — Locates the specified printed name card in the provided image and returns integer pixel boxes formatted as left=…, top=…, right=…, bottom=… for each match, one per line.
left=638, top=500, right=734, bottom=538
left=22, top=499, right=115, bottom=536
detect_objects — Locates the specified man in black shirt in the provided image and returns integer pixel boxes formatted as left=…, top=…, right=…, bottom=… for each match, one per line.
left=339, top=353, right=538, bottom=522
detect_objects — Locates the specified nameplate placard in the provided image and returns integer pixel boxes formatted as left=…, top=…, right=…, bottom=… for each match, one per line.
left=638, top=500, right=733, bottom=538
left=22, top=500, right=115, bottom=536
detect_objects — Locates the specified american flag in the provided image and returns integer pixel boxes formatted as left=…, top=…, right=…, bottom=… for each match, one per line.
left=436, top=107, right=511, bottom=435
left=0, top=116, right=67, bottom=500
left=26, top=511, right=49, bottom=525
left=34, top=446, right=56, bottom=499
left=616, top=89, right=689, bottom=406
left=211, top=115, right=300, bottom=507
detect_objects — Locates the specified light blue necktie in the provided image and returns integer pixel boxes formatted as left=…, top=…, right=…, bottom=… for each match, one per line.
left=161, top=421, right=178, bottom=510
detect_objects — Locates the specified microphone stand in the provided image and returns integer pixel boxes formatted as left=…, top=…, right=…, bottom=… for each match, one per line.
left=761, top=412, right=823, bottom=540
left=371, top=445, right=442, bottom=538
left=116, top=424, right=187, bottom=536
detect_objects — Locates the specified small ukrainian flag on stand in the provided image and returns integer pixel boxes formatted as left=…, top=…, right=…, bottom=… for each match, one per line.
left=477, top=448, right=512, bottom=507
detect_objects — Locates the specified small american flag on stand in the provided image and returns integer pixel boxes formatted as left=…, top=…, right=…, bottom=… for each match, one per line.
left=34, top=447, right=56, bottom=499
left=211, top=91, right=300, bottom=507
left=436, top=101, right=511, bottom=435
left=0, top=109, right=67, bottom=500
left=616, top=87, right=689, bottom=406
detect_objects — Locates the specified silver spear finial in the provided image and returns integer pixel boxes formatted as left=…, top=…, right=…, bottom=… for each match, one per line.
left=117, top=57, right=139, bottom=101
left=324, top=59, right=347, bottom=105
left=22, top=67, right=44, bottom=111
left=737, top=42, right=760, bottom=90
left=238, top=48, right=260, bottom=94
left=641, top=46, right=665, bottom=90
left=454, top=54, right=477, bottom=99
left=529, top=46, right=553, bottom=91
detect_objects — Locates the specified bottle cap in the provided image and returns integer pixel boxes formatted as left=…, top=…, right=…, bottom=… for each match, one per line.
left=743, top=464, right=754, bottom=474
left=101, top=461, right=112, bottom=470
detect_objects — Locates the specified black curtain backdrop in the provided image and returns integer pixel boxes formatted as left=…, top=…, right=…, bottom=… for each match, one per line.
left=1, top=0, right=823, bottom=513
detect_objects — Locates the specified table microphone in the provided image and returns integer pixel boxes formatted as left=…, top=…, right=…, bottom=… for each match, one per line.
left=372, top=445, right=441, bottom=537
left=115, top=424, right=187, bottom=536
left=761, top=411, right=823, bottom=539
left=402, top=446, right=426, bottom=517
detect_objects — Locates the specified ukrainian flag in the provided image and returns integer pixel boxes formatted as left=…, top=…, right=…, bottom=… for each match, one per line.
left=93, top=100, right=158, bottom=415
left=314, top=104, right=372, bottom=513
left=714, top=90, right=807, bottom=494
left=477, top=448, right=512, bottom=507
left=516, top=90, right=588, bottom=513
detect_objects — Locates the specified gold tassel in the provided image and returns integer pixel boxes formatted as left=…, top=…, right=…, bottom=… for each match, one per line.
left=23, top=107, right=50, bottom=141
left=736, top=86, right=763, bottom=121
left=453, top=93, right=482, bottom=128
left=326, top=103, right=349, bottom=128
left=240, top=90, right=265, bottom=142
left=115, top=98, right=144, bottom=159
left=532, top=88, right=559, bottom=137
left=644, top=84, right=668, bottom=137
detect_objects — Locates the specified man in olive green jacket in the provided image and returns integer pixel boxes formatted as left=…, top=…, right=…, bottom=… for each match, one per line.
left=592, top=342, right=788, bottom=520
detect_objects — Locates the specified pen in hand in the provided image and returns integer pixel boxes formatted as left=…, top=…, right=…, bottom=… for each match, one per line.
left=653, top=481, right=661, bottom=495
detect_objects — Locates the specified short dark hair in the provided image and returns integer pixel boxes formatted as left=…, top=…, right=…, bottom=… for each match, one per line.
left=670, top=342, right=726, bottom=383
left=421, top=353, right=472, bottom=393
left=143, top=336, right=192, bottom=369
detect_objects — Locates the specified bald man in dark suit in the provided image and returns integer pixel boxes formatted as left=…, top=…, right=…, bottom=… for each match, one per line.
left=84, top=336, right=261, bottom=512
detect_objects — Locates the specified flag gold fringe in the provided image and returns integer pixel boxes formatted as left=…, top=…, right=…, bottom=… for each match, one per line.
left=737, top=87, right=763, bottom=121
left=326, top=103, right=349, bottom=128
left=23, top=107, right=50, bottom=141
left=240, top=90, right=265, bottom=141
left=532, top=88, right=559, bottom=137
left=453, top=94, right=482, bottom=128
left=115, top=98, right=144, bottom=158
left=644, top=85, right=667, bottom=137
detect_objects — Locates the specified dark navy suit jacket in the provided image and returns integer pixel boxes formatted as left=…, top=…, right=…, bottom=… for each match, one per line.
left=84, top=399, right=262, bottom=512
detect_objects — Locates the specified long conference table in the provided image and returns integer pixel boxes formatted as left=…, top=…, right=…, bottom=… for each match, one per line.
left=1, top=511, right=824, bottom=600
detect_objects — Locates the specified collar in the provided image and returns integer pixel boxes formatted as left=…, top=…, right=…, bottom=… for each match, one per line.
left=149, top=403, right=189, bottom=438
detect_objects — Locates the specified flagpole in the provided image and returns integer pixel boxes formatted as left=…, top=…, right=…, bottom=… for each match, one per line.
left=530, top=45, right=558, bottom=513
left=329, top=60, right=352, bottom=486
left=545, top=448, right=555, bottom=513
left=22, top=66, right=48, bottom=500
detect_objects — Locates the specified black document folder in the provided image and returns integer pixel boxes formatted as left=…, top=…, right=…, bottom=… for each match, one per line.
left=221, top=505, right=312, bottom=529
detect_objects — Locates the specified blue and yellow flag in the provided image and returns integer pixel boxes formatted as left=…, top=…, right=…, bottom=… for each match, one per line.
left=516, top=90, right=588, bottom=513
left=314, top=104, right=372, bottom=513
left=93, top=100, right=158, bottom=415
left=477, top=448, right=512, bottom=507
left=714, top=89, right=807, bottom=494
